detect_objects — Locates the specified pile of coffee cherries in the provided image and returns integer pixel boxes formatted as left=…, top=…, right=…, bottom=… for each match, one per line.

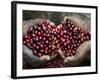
left=56, top=19, right=91, bottom=57
left=23, top=18, right=91, bottom=68
left=23, top=20, right=59, bottom=57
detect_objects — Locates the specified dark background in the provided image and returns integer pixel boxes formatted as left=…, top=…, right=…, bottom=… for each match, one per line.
left=23, top=10, right=90, bottom=25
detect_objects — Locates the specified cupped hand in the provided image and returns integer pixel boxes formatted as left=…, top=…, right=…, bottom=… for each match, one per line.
left=58, top=16, right=91, bottom=66
left=23, top=19, right=57, bottom=67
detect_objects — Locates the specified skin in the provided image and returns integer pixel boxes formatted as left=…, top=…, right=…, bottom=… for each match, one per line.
left=23, top=17, right=91, bottom=67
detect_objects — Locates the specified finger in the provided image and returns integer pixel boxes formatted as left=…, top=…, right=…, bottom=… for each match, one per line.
left=76, top=40, right=91, bottom=59
left=40, top=54, right=57, bottom=61
left=58, top=49, right=65, bottom=59
left=40, top=55, right=50, bottom=61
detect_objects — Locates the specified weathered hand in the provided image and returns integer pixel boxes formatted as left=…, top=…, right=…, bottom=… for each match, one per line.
left=23, top=19, right=57, bottom=67
left=58, top=16, right=91, bottom=66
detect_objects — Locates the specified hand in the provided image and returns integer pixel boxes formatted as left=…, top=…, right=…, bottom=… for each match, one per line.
left=23, top=19, right=57, bottom=67
left=58, top=16, right=91, bottom=66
